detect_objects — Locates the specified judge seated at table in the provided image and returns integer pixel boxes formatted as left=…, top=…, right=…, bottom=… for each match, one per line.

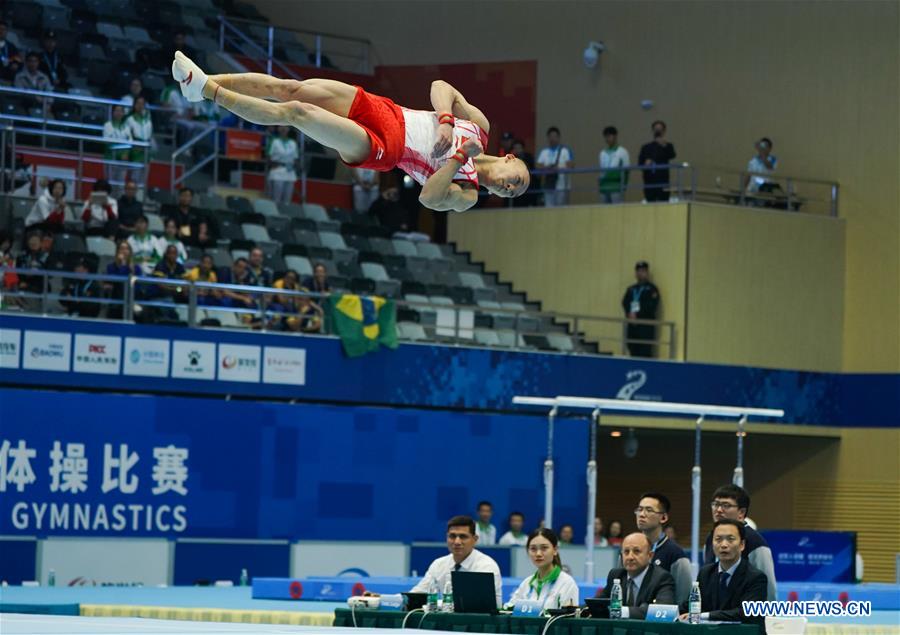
left=410, top=515, right=502, bottom=608
left=594, top=532, right=676, bottom=619
left=506, top=528, right=579, bottom=610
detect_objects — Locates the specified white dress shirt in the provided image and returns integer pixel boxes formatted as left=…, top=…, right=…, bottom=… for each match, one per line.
left=619, top=565, right=649, bottom=619
left=507, top=568, right=579, bottom=609
left=411, top=549, right=502, bottom=607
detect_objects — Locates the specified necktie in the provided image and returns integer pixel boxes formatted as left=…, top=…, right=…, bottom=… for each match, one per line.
left=454, top=563, right=462, bottom=571
left=717, top=572, right=730, bottom=609
left=627, top=579, right=638, bottom=606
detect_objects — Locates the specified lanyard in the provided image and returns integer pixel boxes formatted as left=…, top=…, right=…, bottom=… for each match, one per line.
left=652, top=533, right=668, bottom=554
left=529, top=565, right=561, bottom=598
left=631, top=285, right=645, bottom=304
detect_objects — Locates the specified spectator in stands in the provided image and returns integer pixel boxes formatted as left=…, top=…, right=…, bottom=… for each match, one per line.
left=744, top=137, right=779, bottom=199
left=247, top=247, right=273, bottom=288
left=369, top=185, right=409, bottom=234
left=607, top=520, right=624, bottom=546
left=125, top=95, right=153, bottom=185
left=638, top=120, right=677, bottom=202
left=536, top=127, right=574, bottom=207
left=594, top=532, right=676, bottom=619
left=598, top=126, right=631, bottom=203
left=183, top=254, right=219, bottom=306
left=634, top=492, right=692, bottom=604
left=704, top=484, right=776, bottom=600
left=15, top=232, right=48, bottom=298
left=127, top=214, right=159, bottom=275
left=0, top=20, right=22, bottom=82
left=295, top=292, right=324, bottom=333
left=117, top=181, right=143, bottom=236
left=511, top=139, right=539, bottom=208
left=621, top=260, right=660, bottom=358
left=266, top=126, right=299, bottom=204
left=558, top=524, right=574, bottom=545
left=166, top=187, right=195, bottom=237
left=507, top=528, right=580, bottom=609
left=475, top=501, right=497, bottom=546
left=678, top=520, right=767, bottom=627
left=594, top=517, right=609, bottom=547
left=80, top=179, right=118, bottom=237
left=38, top=31, right=68, bottom=93
left=160, top=80, right=194, bottom=147
left=15, top=52, right=52, bottom=111
left=218, top=258, right=257, bottom=309
left=664, top=525, right=678, bottom=543
left=270, top=269, right=301, bottom=330
left=121, top=77, right=144, bottom=107
left=60, top=258, right=101, bottom=318
left=352, top=168, right=380, bottom=213
left=163, top=31, right=195, bottom=70
left=104, top=241, right=135, bottom=319
left=152, top=244, right=186, bottom=301
left=410, top=516, right=503, bottom=608
left=155, top=218, right=188, bottom=264
left=104, top=106, right=133, bottom=193
left=302, top=262, right=331, bottom=295
left=25, top=178, right=70, bottom=232
left=187, top=220, right=216, bottom=250
left=1, top=231, right=18, bottom=297
left=498, top=512, right=528, bottom=546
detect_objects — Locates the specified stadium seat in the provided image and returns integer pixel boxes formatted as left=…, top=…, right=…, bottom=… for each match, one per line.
left=474, top=329, right=501, bottom=347
left=397, top=322, right=428, bottom=341
left=253, top=198, right=280, bottom=216
left=51, top=233, right=86, bottom=254
left=458, top=272, right=486, bottom=289
left=300, top=203, right=328, bottom=222
left=368, top=237, right=395, bottom=255
left=392, top=239, right=418, bottom=257
left=227, top=196, right=254, bottom=214
left=145, top=214, right=165, bottom=234
left=123, top=25, right=153, bottom=44
left=415, top=242, right=444, bottom=259
left=357, top=251, right=382, bottom=264
left=350, top=278, right=376, bottom=295
left=361, top=262, right=390, bottom=281
left=546, top=333, right=576, bottom=353
left=284, top=255, right=313, bottom=277
left=86, top=236, right=116, bottom=257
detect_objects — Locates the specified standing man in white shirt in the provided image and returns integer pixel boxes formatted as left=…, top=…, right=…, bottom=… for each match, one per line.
left=536, top=127, right=573, bottom=207
left=498, top=511, right=528, bottom=546
left=266, top=125, right=299, bottom=204
left=411, top=515, right=502, bottom=607
left=351, top=168, right=380, bottom=213
left=744, top=137, right=778, bottom=198
left=475, top=501, right=497, bottom=546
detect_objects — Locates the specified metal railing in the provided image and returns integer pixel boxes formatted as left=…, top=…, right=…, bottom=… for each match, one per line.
left=218, top=15, right=373, bottom=75
left=521, top=162, right=839, bottom=216
left=1, top=125, right=151, bottom=195
left=0, top=268, right=676, bottom=358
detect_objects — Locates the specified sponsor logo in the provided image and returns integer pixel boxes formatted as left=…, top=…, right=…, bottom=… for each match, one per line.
left=188, top=351, right=201, bottom=366
left=222, top=356, right=237, bottom=369
left=31, top=345, right=65, bottom=358
left=130, top=349, right=141, bottom=364
left=615, top=370, right=662, bottom=401
left=88, top=344, right=106, bottom=354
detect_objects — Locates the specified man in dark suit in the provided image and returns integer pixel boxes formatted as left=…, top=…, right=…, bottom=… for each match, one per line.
left=680, top=519, right=767, bottom=628
left=595, top=532, right=676, bottom=619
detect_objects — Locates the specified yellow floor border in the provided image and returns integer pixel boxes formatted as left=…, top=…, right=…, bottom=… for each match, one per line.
left=80, top=604, right=334, bottom=626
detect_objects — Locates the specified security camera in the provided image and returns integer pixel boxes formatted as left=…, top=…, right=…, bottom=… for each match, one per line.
left=583, top=41, right=606, bottom=69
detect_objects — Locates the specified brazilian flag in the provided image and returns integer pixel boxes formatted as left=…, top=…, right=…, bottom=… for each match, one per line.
left=328, top=294, right=399, bottom=358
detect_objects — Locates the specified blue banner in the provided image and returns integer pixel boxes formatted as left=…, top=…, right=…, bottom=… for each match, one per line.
left=1, top=315, right=898, bottom=427
left=762, top=530, right=856, bottom=583
left=0, top=388, right=589, bottom=541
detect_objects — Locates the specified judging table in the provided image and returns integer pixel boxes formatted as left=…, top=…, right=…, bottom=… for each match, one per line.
left=332, top=609, right=761, bottom=634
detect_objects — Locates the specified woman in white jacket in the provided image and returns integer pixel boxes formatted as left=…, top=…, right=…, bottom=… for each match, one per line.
left=506, top=528, right=580, bottom=610
left=25, top=178, right=72, bottom=231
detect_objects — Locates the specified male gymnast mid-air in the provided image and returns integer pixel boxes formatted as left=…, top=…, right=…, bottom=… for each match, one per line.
left=172, top=51, right=529, bottom=211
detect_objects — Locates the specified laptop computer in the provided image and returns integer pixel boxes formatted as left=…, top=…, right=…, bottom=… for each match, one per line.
left=584, top=597, right=611, bottom=618
left=401, top=592, right=427, bottom=611
left=450, top=571, right=498, bottom=615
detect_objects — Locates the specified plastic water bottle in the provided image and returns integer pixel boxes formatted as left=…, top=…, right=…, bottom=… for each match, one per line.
left=425, top=579, right=440, bottom=613
left=442, top=578, right=454, bottom=613
left=239, top=568, right=249, bottom=587
left=48, top=569, right=56, bottom=587
left=609, top=578, right=622, bottom=619
left=689, top=581, right=702, bottom=624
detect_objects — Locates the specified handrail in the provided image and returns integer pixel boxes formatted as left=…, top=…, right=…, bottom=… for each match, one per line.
left=2, top=268, right=675, bottom=357
left=222, top=15, right=373, bottom=47
left=6, top=125, right=151, bottom=147
left=218, top=15, right=302, bottom=81
left=0, top=113, right=107, bottom=133
left=0, top=86, right=180, bottom=113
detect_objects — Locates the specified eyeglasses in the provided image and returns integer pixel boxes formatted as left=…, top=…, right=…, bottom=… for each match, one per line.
left=528, top=545, right=553, bottom=554
left=710, top=501, right=739, bottom=511
left=634, top=506, right=662, bottom=515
